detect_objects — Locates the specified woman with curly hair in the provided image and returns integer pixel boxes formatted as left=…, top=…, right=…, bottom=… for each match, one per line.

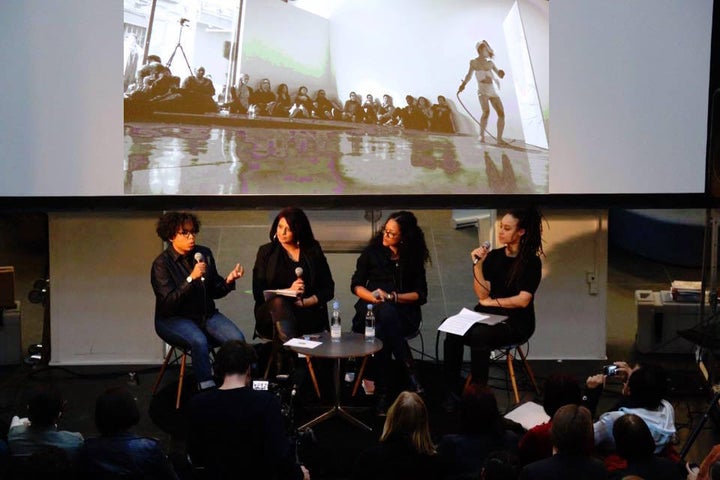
left=444, top=207, right=545, bottom=409
left=350, top=211, right=430, bottom=414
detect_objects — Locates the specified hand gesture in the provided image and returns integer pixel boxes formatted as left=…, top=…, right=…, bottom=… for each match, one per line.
left=225, top=263, right=243, bottom=284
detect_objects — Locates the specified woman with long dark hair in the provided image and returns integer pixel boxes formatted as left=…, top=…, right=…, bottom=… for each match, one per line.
left=351, top=211, right=430, bottom=414
left=252, top=207, right=335, bottom=364
left=444, top=207, right=545, bottom=409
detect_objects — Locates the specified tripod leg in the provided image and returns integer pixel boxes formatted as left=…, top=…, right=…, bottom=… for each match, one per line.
left=178, top=45, right=193, bottom=76
left=680, top=390, right=720, bottom=460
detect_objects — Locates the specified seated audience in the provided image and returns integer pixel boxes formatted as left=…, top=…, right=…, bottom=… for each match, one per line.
left=291, top=85, right=314, bottom=118
left=186, top=340, right=309, bottom=480
left=20, top=445, right=73, bottom=478
left=229, top=73, right=253, bottom=114
left=7, top=385, right=83, bottom=461
left=519, top=373, right=583, bottom=465
left=313, top=89, right=337, bottom=119
left=249, top=78, right=277, bottom=116
left=272, top=83, right=293, bottom=117
left=588, top=362, right=676, bottom=454
left=431, top=95, right=456, bottom=133
left=341, top=92, right=364, bottom=122
left=609, top=413, right=683, bottom=480
left=482, top=450, right=522, bottom=480
left=520, top=404, right=607, bottom=480
left=438, top=383, right=522, bottom=480
left=363, top=94, right=377, bottom=123
left=351, top=391, right=445, bottom=480
left=77, top=386, right=178, bottom=479
left=180, top=66, right=218, bottom=114
left=378, top=94, right=395, bottom=125
left=416, top=96, right=433, bottom=130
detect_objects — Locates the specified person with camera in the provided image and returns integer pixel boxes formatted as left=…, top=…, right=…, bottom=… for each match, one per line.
left=186, top=340, right=310, bottom=480
left=586, top=361, right=677, bottom=456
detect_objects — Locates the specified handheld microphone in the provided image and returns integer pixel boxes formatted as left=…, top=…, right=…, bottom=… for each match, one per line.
left=472, top=241, right=492, bottom=265
left=294, top=267, right=303, bottom=278
left=194, top=252, right=205, bottom=281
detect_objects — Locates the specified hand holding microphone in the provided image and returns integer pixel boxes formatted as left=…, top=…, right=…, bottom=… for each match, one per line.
left=472, top=241, right=492, bottom=265
left=292, top=267, right=305, bottom=295
left=193, top=252, right=207, bottom=281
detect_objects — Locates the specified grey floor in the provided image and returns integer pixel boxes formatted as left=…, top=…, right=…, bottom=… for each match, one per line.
left=1, top=210, right=720, bottom=476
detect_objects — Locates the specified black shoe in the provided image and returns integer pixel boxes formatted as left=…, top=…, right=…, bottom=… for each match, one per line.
left=441, top=392, right=461, bottom=413
left=408, top=373, right=425, bottom=396
left=375, top=394, right=389, bottom=416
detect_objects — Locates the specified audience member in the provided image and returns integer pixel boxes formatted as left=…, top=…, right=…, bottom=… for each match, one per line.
left=416, top=96, right=433, bottom=130
left=313, top=89, right=337, bottom=119
left=482, top=450, right=522, bottom=480
left=7, top=385, right=83, bottom=461
left=77, top=386, right=178, bottom=479
left=518, top=373, right=583, bottom=465
left=588, top=362, right=676, bottom=454
left=431, top=95, right=456, bottom=133
left=520, top=404, right=606, bottom=480
left=341, top=91, right=364, bottom=122
left=229, top=73, right=253, bottom=114
left=351, top=391, right=444, bottom=480
left=180, top=66, right=218, bottom=114
left=20, top=445, right=73, bottom=478
left=378, top=94, right=395, bottom=125
left=291, top=85, right=314, bottom=118
left=273, top=83, right=293, bottom=117
left=249, top=78, right=277, bottom=116
left=363, top=94, right=377, bottom=124
left=350, top=211, right=429, bottom=415
left=437, top=383, right=522, bottom=480
left=186, top=340, right=310, bottom=480
left=151, top=211, right=246, bottom=391
left=609, top=413, right=683, bottom=480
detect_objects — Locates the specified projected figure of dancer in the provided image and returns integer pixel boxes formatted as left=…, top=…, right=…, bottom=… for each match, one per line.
left=458, top=40, right=507, bottom=145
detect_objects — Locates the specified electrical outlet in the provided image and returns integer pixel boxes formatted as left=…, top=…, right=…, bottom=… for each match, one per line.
left=586, top=271, right=599, bottom=295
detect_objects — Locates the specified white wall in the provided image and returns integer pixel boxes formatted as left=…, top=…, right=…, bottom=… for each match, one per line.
left=49, top=212, right=163, bottom=365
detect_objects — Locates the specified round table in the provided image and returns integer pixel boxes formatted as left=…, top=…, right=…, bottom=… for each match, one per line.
left=287, top=331, right=382, bottom=431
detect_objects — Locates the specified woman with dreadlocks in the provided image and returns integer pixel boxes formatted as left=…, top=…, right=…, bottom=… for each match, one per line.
left=443, top=207, right=545, bottom=410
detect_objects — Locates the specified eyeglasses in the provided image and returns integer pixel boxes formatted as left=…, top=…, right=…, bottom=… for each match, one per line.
left=178, top=230, right=197, bottom=238
left=383, top=229, right=398, bottom=239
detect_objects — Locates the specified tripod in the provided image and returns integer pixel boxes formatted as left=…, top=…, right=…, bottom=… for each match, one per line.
left=167, top=19, right=193, bottom=77
left=681, top=388, right=720, bottom=460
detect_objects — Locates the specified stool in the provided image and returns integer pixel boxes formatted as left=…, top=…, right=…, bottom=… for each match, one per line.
left=152, top=345, right=191, bottom=409
left=405, top=319, right=426, bottom=360
left=464, top=342, right=540, bottom=405
left=255, top=327, right=321, bottom=399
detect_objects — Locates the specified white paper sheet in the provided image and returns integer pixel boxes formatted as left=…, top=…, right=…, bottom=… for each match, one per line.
left=437, top=308, right=507, bottom=335
left=283, top=338, right=322, bottom=349
left=263, top=289, right=299, bottom=300
left=504, top=401, right=550, bottom=430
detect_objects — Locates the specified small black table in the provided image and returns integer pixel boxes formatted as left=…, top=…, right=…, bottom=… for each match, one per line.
left=287, top=331, right=382, bottom=431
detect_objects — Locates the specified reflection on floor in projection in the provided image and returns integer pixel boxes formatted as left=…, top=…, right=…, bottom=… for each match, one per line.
left=124, top=120, right=548, bottom=195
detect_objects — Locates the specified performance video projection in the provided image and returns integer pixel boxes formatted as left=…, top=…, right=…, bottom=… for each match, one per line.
left=0, top=0, right=714, bottom=198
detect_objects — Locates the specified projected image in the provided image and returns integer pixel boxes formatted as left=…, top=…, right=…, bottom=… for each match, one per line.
left=123, top=0, right=549, bottom=196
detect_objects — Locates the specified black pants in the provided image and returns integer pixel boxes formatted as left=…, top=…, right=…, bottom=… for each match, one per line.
left=443, top=320, right=531, bottom=391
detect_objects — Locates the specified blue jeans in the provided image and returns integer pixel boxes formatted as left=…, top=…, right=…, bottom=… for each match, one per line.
left=155, top=312, right=245, bottom=389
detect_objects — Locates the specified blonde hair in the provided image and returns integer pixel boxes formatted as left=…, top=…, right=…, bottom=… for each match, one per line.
left=380, top=391, right=436, bottom=455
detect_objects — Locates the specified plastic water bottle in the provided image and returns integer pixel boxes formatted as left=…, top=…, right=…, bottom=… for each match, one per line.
left=331, top=300, right=342, bottom=341
left=364, top=304, right=375, bottom=341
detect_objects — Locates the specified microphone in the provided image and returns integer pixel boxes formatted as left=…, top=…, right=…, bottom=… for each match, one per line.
left=294, top=267, right=303, bottom=278
left=194, top=252, right=205, bottom=281
left=473, top=241, right=492, bottom=265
